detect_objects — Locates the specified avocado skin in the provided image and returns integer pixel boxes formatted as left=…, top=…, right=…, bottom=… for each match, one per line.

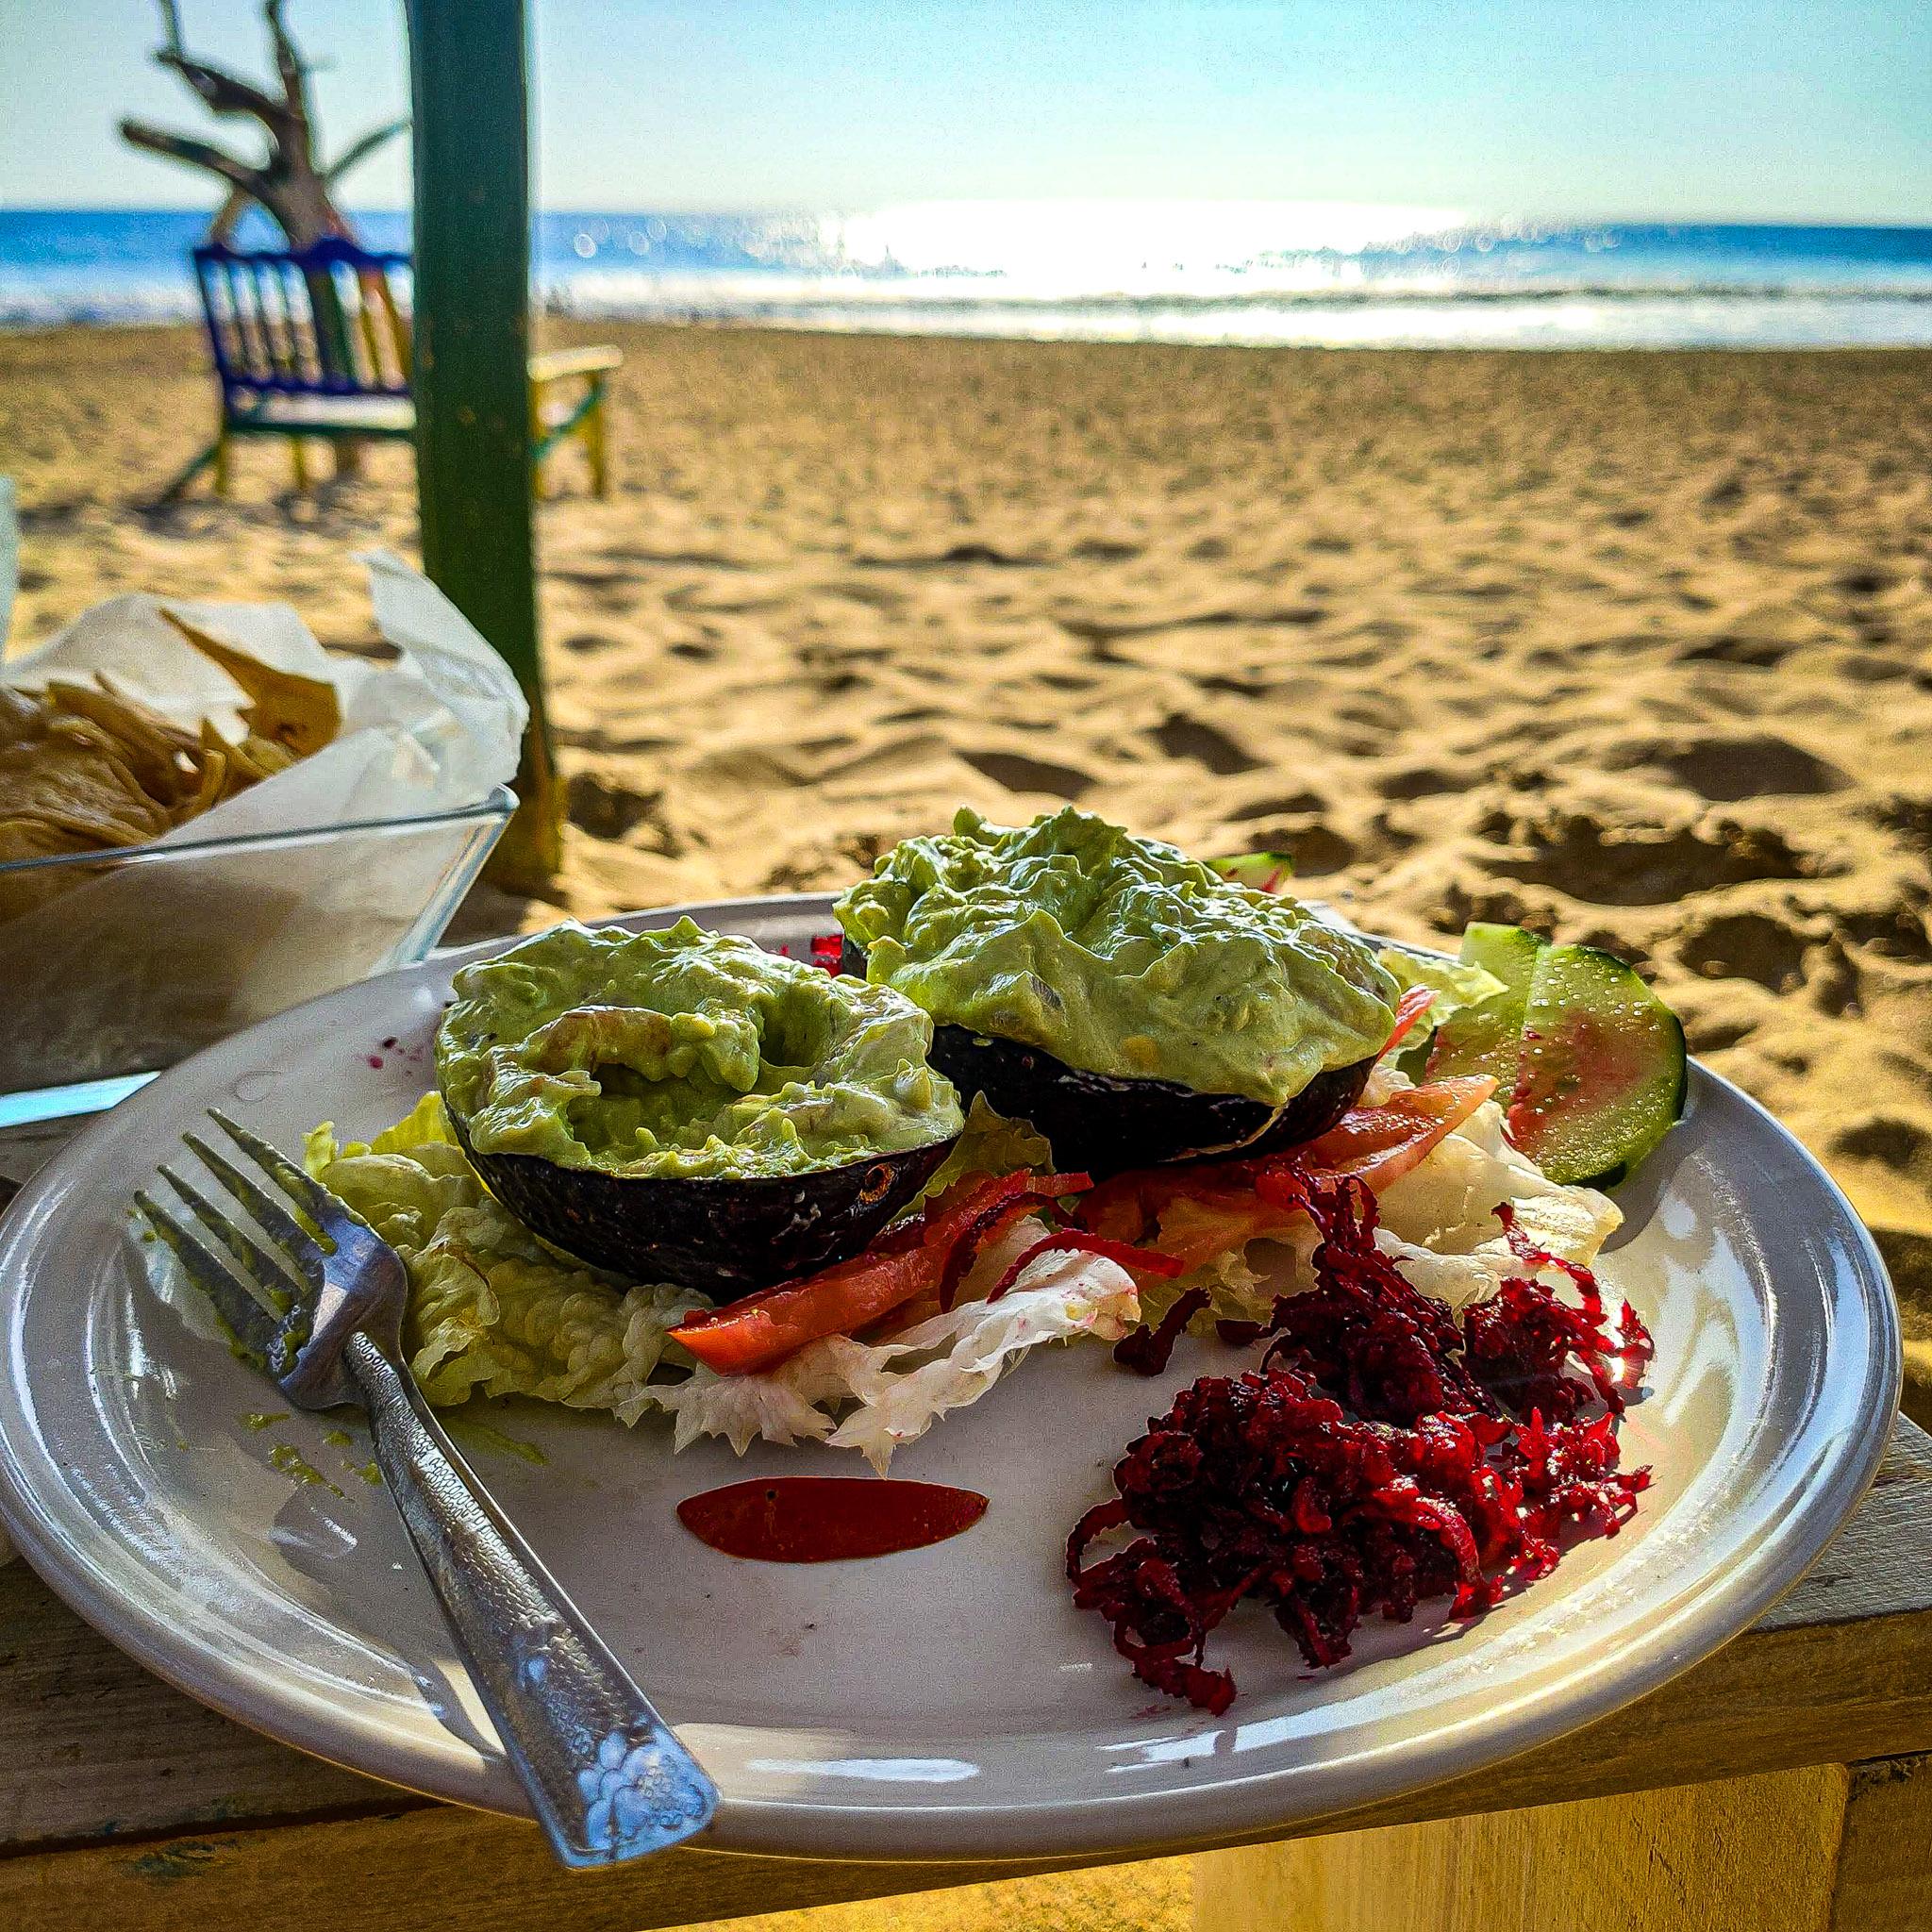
left=839, top=938, right=1370, bottom=1178
left=447, top=1107, right=958, bottom=1303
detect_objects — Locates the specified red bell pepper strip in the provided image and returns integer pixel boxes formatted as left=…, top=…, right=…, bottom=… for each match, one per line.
left=986, top=1229, right=1184, bottom=1302
left=672, top=1169, right=1091, bottom=1374
left=1290, top=1074, right=1495, bottom=1190
left=1383, top=984, right=1436, bottom=1053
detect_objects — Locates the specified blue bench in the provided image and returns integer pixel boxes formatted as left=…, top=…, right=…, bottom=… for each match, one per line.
left=161, top=236, right=619, bottom=501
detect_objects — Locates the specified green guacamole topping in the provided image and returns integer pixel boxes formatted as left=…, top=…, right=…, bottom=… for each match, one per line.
left=835, top=808, right=1399, bottom=1106
left=436, top=919, right=962, bottom=1181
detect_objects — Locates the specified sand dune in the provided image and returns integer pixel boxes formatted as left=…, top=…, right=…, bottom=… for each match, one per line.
left=4, top=323, right=1931, bottom=1410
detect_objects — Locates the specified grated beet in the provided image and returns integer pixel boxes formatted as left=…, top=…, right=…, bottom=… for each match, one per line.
left=1463, top=1204, right=1654, bottom=1422
left=1254, top=1168, right=1493, bottom=1425
left=1113, top=1288, right=1211, bottom=1374
left=1070, top=1173, right=1653, bottom=1709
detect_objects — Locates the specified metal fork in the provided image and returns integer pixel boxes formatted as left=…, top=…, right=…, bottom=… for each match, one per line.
left=134, top=1109, right=719, bottom=1867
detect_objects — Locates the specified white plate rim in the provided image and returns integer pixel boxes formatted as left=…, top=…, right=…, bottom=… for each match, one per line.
left=0, top=892, right=1902, bottom=1861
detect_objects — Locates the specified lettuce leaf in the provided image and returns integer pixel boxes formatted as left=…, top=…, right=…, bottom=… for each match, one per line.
left=287, top=1059, right=1611, bottom=1469
left=1139, top=1059, right=1621, bottom=1332
left=1375, top=943, right=1507, bottom=1030
left=305, top=1093, right=706, bottom=1414
left=1372, top=1077, right=1622, bottom=1306
left=916, top=1092, right=1054, bottom=1198
left=824, top=1243, right=1140, bottom=1470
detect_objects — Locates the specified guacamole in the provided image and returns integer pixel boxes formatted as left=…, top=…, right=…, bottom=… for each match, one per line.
left=436, top=919, right=963, bottom=1181
left=835, top=808, right=1399, bottom=1106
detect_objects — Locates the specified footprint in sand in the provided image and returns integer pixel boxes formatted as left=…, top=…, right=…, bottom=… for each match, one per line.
left=956, top=750, right=1095, bottom=802
left=1153, top=714, right=1267, bottom=776
left=1375, top=764, right=1466, bottom=801
left=1678, top=910, right=1815, bottom=991
left=565, top=771, right=668, bottom=844
left=1829, top=1115, right=1932, bottom=1191
left=1835, top=568, right=1898, bottom=599
left=857, top=542, right=1042, bottom=569
left=1230, top=790, right=1328, bottom=820
left=1491, top=813, right=1811, bottom=907
left=1281, top=825, right=1357, bottom=876
left=1603, top=733, right=1849, bottom=803
left=1835, top=905, right=1932, bottom=965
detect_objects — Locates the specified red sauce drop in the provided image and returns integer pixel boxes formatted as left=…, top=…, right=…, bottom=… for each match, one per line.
left=675, top=1476, right=988, bottom=1563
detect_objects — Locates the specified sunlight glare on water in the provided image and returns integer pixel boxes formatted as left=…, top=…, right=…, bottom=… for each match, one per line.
left=821, top=199, right=1474, bottom=296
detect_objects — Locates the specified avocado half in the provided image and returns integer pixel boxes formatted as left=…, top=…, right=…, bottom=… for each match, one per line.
left=446, top=1102, right=956, bottom=1302
left=435, top=919, right=964, bottom=1303
left=837, top=939, right=1372, bottom=1177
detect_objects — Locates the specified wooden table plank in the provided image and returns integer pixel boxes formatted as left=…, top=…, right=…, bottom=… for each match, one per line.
left=0, top=1806, right=1186, bottom=1932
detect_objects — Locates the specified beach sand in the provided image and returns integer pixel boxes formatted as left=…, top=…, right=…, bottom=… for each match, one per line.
left=5, top=324, right=1932, bottom=1419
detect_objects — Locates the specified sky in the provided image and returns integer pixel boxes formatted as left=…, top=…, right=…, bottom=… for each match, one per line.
left=0, top=0, right=1928, bottom=225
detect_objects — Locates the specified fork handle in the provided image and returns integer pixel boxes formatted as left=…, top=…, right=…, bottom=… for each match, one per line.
left=341, top=1331, right=718, bottom=1864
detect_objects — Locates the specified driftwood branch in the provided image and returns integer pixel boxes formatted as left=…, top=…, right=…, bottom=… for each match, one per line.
left=123, top=0, right=353, bottom=246
left=155, top=51, right=285, bottom=130
left=264, top=0, right=309, bottom=98
left=261, top=0, right=318, bottom=164
left=118, top=119, right=267, bottom=198
left=207, top=186, right=254, bottom=244
left=325, top=117, right=408, bottom=185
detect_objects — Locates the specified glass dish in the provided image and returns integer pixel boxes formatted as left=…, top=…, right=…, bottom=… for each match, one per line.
left=0, top=787, right=514, bottom=1124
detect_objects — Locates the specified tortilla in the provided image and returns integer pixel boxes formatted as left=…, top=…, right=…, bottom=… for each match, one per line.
left=0, top=622, right=336, bottom=920
left=160, top=612, right=342, bottom=758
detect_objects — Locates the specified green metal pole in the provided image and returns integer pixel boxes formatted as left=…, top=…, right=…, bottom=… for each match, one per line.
left=405, top=0, right=560, bottom=885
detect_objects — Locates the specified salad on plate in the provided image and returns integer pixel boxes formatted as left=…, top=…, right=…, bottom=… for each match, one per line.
left=151, top=805, right=1687, bottom=1710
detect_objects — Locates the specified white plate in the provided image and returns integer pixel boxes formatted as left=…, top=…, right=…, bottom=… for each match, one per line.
left=0, top=894, right=1899, bottom=1861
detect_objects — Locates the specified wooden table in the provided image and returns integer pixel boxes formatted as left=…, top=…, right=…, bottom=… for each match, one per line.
left=2, top=1140, right=1929, bottom=1932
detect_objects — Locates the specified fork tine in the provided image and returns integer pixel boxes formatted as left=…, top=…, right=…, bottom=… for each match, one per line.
left=184, top=1130, right=329, bottom=1289
left=206, top=1110, right=341, bottom=1227
left=158, top=1162, right=302, bottom=1317
left=134, top=1191, right=278, bottom=1371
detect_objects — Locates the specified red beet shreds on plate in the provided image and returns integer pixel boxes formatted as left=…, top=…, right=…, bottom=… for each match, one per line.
left=1068, top=1174, right=1652, bottom=1713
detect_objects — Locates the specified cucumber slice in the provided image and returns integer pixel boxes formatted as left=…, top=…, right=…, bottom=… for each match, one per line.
left=1208, top=852, right=1292, bottom=894
left=1506, top=943, right=1687, bottom=1187
left=1424, top=923, right=1545, bottom=1086
left=1460, top=921, right=1547, bottom=991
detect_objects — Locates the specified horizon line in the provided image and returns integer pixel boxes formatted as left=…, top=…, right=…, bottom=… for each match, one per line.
left=6, top=202, right=1932, bottom=235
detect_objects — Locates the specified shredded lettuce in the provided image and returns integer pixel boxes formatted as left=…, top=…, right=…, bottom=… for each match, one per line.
left=642, top=1214, right=1140, bottom=1473
left=1371, top=1076, right=1622, bottom=1307
left=1143, top=1060, right=1622, bottom=1332
left=275, top=1058, right=1614, bottom=1468
left=824, top=1243, right=1140, bottom=1470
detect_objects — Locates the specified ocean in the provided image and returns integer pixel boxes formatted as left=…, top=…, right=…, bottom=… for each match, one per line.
left=5, top=204, right=1932, bottom=349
